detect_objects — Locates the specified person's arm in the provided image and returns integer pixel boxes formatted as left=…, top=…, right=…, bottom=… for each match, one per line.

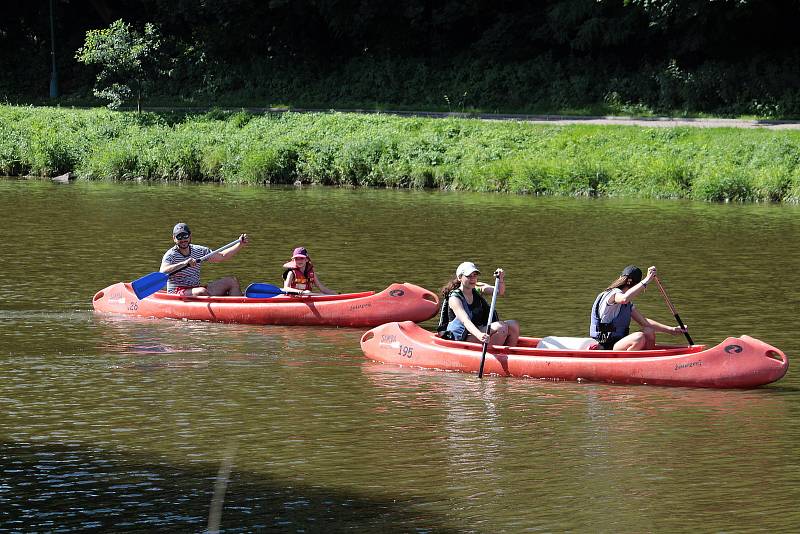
left=478, top=268, right=505, bottom=296
left=612, top=266, right=657, bottom=304
left=208, top=234, right=249, bottom=262
left=449, top=295, right=489, bottom=343
left=282, top=271, right=309, bottom=295
left=313, top=275, right=337, bottom=295
left=631, top=308, right=687, bottom=335
left=160, top=257, right=195, bottom=274
left=283, top=271, right=315, bottom=295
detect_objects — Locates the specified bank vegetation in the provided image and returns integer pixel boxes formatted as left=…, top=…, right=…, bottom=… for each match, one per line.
left=2, top=105, right=799, bottom=203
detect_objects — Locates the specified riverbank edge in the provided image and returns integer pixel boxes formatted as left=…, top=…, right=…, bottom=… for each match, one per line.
left=3, top=105, right=800, bottom=203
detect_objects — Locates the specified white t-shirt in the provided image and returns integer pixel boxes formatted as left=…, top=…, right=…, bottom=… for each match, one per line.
left=597, top=288, right=635, bottom=323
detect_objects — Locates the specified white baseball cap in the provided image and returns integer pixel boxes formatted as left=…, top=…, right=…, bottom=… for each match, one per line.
left=456, top=261, right=481, bottom=277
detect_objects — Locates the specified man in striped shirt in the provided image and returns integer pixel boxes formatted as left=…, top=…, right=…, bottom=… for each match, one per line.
left=160, top=222, right=250, bottom=296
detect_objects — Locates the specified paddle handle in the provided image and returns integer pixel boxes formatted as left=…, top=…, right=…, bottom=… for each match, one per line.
left=478, top=271, right=501, bottom=379
left=654, top=276, right=694, bottom=346
left=203, top=238, right=243, bottom=260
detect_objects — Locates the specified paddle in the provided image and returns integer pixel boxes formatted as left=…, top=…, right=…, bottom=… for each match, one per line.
left=654, top=275, right=694, bottom=346
left=244, top=283, right=286, bottom=298
left=478, top=270, right=501, bottom=379
left=131, top=238, right=242, bottom=299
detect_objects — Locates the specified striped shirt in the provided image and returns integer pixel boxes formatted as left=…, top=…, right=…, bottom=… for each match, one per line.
left=162, top=244, right=213, bottom=292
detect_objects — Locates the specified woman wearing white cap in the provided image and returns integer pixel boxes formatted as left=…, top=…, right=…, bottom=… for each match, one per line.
left=437, top=261, right=520, bottom=346
left=589, top=265, right=687, bottom=350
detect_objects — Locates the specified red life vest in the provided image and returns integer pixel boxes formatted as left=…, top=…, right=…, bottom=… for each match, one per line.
left=283, top=264, right=317, bottom=290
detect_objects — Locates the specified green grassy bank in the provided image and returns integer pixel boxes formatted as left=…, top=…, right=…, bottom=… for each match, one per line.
left=2, top=105, right=800, bottom=202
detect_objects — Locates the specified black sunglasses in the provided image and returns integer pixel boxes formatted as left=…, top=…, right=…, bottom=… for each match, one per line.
left=175, top=233, right=190, bottom=240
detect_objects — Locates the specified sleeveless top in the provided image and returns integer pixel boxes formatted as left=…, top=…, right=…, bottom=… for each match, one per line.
left=589, top=289, right=633, bottom=340
left=438, top=288, right=495, bottom=341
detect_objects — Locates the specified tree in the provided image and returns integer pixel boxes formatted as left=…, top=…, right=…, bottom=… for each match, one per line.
left=75, top=19, right=162, bottom=111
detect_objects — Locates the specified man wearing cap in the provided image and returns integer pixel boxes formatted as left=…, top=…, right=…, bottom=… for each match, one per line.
left=589, top=265, right=687, bottom=350
left=160, top=223, right=250, bottom=296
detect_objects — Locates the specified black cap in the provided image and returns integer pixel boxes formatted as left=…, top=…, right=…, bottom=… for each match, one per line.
left=621, top=265, right=643, bottom=284
left=172, top=222, right=191, bottom=237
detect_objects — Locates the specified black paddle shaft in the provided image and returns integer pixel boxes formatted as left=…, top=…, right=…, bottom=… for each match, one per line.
left=478, top=272, right=501, bottom=378
left=654, top=276, right=693, bottom=346
left=673, top=313, right=694, bottom=345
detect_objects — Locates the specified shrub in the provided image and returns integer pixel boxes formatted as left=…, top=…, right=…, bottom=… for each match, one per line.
left=692, top=164, right=754, bottom=202
left=238, top=142, right=298, bottom=184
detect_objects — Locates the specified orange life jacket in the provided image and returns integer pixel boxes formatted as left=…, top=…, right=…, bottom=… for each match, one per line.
left=283, top=264, right=317, bottom=290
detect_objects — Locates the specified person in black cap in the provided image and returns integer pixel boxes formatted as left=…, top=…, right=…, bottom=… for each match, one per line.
left=589, top=265, right=687, bottom=350
left=160, top=222, right=249, bottom=296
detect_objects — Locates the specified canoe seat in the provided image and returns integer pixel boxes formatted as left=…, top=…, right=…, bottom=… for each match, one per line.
left=536, top=336, right=599, bottom=350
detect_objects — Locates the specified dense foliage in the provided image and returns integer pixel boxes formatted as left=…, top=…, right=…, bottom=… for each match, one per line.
left=3, top=105, right=800, bottom=202
left=2, top=1, right=800, bottom=116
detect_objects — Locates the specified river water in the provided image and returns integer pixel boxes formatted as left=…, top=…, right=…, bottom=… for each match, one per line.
left=1, top=178, right=799, bottom=532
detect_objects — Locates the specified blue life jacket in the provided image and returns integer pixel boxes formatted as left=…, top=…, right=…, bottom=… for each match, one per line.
left=589, top=289, right=632, bottom=340
left=437, top=288, right=497, bottom=341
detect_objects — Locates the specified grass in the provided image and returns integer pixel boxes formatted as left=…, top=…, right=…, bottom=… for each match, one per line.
left=2, top=104, right=800, bottom=202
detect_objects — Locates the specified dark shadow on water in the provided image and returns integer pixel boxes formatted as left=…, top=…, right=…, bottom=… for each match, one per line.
left=1, top=441, right=456, bottom=533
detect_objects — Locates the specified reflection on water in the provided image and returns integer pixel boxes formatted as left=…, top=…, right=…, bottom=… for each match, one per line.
left=2, top=178, right=800, bottom=531
left=359, top=361, right=798, bottom=531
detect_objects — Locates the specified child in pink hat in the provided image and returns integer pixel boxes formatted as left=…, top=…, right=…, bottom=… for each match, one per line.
left=282, top=246, right=337, bottom=295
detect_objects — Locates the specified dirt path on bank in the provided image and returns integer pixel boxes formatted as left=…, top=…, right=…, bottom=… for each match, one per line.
left=449, top=112, right=800, bottom=129
left=473, top=113, right=800, bottom=129
left=143, top=106, right=800, bottom=129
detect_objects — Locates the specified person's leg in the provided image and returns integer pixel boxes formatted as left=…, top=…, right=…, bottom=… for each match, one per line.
left=504, top=320, right=520, bottom=347
left=612, top=332, right=645, bottom=350
left=464, top=324, right=502, bottom=344
left=187, top=286, right=209, bottom=296
left=641, top=326, right=656, bottom=349
left=612, top=327, right=655, bottom=351
left=206, top=276, right=242, bottom=296
left=488, top=321, right=509, bottom=345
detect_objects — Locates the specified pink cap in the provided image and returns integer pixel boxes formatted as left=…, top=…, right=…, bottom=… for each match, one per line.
left=292, top=246, right=309, bottom=259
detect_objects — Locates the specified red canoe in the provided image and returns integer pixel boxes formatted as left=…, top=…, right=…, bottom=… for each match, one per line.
left=93, top=282, right=438, bottom=327
left=360, top=321, right=789, bottom=388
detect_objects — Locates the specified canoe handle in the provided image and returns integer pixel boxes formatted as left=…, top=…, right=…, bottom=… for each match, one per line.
left=765, top=350, right=785, bottom=363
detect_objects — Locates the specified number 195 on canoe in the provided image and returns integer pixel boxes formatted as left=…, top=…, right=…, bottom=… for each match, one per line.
left=398, top=345, right=414, bottom=358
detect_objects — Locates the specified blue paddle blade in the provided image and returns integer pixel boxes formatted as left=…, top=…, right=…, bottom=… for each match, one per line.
left=245, top=283, right=285, bottom=298
left=131, top=271, right=169, bottom=299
